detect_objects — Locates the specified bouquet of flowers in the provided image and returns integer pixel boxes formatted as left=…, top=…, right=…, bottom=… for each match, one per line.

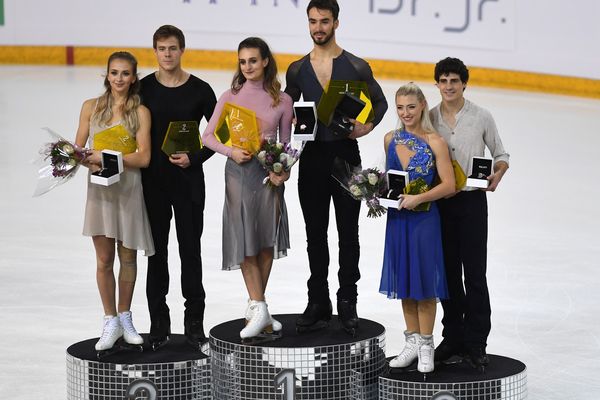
left=347, top=168, right=387, bottom=218
left=33, top=128, right=89, bottom=197
left=256, top=139, right=302, bottom=187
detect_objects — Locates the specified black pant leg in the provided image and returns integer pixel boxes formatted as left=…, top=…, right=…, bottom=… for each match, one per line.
left=438, top=195, right=466, bottom=343
left=143, top=183, right=173, bottom=327
left=439, top=191, right=491, bottom=347
left=332, top=169, right=361, bottom=302
left=459, top=191, right=490, bottom=347
left=298, top=142, right=333, bottom=304
left=172, top=192, right=206, bottom=324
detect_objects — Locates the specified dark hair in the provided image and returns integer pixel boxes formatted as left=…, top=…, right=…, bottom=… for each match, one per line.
left=434, top=57, right=469, bottom=84
left=231, top=37, right=281, bottom=106
left=152, top=25, right=185, bottom=49
left=93, top=51, right=141, bottom=133
left=306, top=0, right=339, bottom=20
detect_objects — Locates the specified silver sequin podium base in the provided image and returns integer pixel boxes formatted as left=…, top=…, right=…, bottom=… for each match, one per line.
left=66, top=334, right=211, bottom=400
left=379, top=355, right=527, bottom=400
left=209, top=314, right=386, bottom=400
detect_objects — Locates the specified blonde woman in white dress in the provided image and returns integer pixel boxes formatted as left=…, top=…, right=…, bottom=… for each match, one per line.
left=75, top=51, right=154, bottom=352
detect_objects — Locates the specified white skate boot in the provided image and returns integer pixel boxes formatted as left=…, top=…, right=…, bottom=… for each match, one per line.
left=119, top=311, right=144, bottom=346
left=95, top=315, right=123, bottom=351
left=246, top=298, right=282, bottom=332
left=389, top=331, right=419, bottom=368
left=241, top=301, right=280, bottom=344
left=418, top=335, right=435, bottom=373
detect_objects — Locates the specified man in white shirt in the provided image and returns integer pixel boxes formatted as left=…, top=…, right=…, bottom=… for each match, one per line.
left=430, top=57, right=509, bottom=370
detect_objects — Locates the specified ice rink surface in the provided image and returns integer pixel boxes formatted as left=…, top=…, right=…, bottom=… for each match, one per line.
left=0, top=65, right=599, bottom=398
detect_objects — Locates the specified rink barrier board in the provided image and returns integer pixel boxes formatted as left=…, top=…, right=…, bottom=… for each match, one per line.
left=1, top=45, right=599, bottom=99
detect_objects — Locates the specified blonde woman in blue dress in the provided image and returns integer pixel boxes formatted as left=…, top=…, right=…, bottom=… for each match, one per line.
left=75, top=52, right=154, bottom=352
left=380, top=83, right=455, bottom=373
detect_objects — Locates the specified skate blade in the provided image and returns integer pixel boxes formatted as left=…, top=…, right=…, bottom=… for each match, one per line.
left=120, top=343, right=144, bottom=352
left=467, top=361, right=487, bottom=374
left=388, top=363, right=418, bottom=374
left=96, top=347, right=120, bottom=359
left=342, top=327, right=358, bottom=337
left=438, top=355, right=465, bottom=366
left=96, top=340, right=143, bottom=358
left=150, top=336, right=170, bottom=351
left=186, top=337, right=208, bottom=351
left=241, top=331, right=282, bottom=345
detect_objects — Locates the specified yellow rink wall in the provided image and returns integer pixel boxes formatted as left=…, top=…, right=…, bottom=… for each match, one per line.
left=2, top=45, right=599, bottom=99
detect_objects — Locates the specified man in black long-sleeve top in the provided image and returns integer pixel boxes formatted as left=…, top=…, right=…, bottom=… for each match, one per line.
left=285, top=0, right=388, bottom=334
left=140, top=25, right=217, bottom=349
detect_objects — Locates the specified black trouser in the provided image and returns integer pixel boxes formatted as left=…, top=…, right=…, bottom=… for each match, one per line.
left=143, top=182, right=206, bottom=330
left=298, top=140, right=361, bottom=304
left=437, top=190, right=490, bottom=348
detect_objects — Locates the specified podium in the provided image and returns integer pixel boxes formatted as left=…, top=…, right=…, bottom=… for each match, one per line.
left=66, top=334, right=211, bottom=399
left=379, top=354, right=527, bottom=399
left=209, top=314, right=386, bottom=399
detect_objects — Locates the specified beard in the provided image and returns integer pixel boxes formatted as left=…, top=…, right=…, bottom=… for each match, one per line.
left=311, top=29, right=335, bottom=46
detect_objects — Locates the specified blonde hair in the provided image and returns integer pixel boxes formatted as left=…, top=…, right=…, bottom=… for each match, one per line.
left=91, top=52, right=141, bottom=134
left=395, top=82, right=435, bottom=134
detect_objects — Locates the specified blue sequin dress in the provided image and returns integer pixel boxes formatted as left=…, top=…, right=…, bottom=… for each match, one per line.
left=379, top=130, right=449, bottom=300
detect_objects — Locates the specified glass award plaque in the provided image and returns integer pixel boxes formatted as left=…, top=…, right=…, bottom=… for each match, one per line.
left=93, top=124, right=137, bottom=154
left=452, top=159, right=467, bottom=190
left=317, top=80, right=374, bottom=136
left=214, top=102, right=261, bottom=154
left=404, top=177, right=431, bottom=211
left=466, top=156, right=493, bottom=188
left=161, top=121, right=202, bottom=156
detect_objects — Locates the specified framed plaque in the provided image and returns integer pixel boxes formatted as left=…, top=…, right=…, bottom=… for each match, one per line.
left=161, top=121, right=202, bottom=156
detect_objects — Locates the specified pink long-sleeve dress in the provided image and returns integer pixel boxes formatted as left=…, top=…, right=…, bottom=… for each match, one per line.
left=202, top=79, right=293, bottom=270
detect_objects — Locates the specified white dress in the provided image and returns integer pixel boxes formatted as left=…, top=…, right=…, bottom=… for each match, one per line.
left=82, top=121, right=155, bottom=256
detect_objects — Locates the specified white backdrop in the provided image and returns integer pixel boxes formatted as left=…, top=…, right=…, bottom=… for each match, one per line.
left=1, top=0, right=599, bottom=79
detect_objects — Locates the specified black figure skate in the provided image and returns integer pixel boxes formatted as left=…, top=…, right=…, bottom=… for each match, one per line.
left=337, top=299, right=359, bottom=336
left=465, top=346, right=489, bottom=373
left=149, top=317, right=171, bottom=351
left=184, top=320, right=207, bottom=351
left=296, top=301, right=332, bottom=333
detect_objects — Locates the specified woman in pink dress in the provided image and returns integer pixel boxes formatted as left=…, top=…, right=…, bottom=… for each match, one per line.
left=202, top=37, right=293, bottom=342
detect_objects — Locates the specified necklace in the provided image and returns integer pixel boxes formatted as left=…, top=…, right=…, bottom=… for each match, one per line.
left=157, top=71, right=185, bottom=88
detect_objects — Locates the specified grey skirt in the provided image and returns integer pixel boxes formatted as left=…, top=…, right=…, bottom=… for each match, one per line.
left=221, top=158, right=290, bottom=270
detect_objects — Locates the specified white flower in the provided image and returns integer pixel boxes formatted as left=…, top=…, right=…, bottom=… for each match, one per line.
left=286, top=154, right=296, bottom=167
left=68, top=158, right=77, bottom=167
left=257, top=151, right=267, bottom=162
left=279, top=153, right=288, bottom=163
left=350, top=185, right=362, bottom=197
left=275, top=142, right=284, bottom=150
left=273, top=162, right=283, bottom=173
left=62, top=144, right=74, bottom=155
left=367, top=173, right=379, bottom=186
